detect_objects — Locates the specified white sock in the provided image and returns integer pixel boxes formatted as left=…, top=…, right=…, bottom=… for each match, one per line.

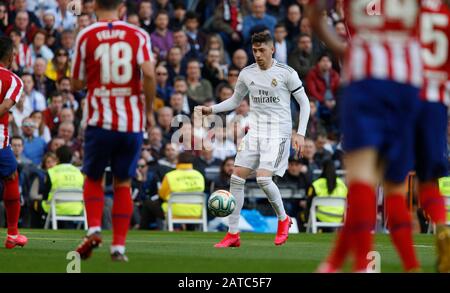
left=87, top=226, right=101, bottom=236
left=110, top=245, right=125, bottom=254
left=257, top=177, right=287, bottom=221
left=228, top=175, right=246, bottom=234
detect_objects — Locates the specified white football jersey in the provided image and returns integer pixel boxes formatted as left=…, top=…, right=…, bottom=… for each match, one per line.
left=234, top=59, right=304, bottom=138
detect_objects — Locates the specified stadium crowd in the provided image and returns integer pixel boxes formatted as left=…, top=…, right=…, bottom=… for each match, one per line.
left=0, top=0, right=440, bottom=231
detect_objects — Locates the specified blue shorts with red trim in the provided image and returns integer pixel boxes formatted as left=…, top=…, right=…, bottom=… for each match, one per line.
left=82, top=126, right=143, bottom=180
left=341, top=79, right=421, bottom=183
left=0, top=146, right=17, bottom=178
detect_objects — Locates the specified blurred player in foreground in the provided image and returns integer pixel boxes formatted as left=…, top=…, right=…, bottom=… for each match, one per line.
left=310, top=0, right=423, bottom=272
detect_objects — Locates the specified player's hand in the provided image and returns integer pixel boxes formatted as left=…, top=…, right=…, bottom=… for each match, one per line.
left=292, top=134, right=305, bottom=159
left=194, top=106, right=213, bottom=116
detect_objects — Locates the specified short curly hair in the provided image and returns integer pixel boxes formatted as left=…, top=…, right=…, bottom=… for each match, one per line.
left=251, top=32, right=273, bottom=45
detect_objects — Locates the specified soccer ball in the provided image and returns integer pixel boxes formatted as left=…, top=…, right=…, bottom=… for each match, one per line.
left=208, top=190, right=236, bottom=217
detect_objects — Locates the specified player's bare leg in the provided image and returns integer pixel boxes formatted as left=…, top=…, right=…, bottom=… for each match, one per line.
left=384, top=181, right=420, bottom=272
left=109, top=177, right=134, bottom=261
left=215, top=166, right=252, bottom=248
left=256, top=169, right=291, bottom=246
left=318, top=148, right=378, bottom=272
left=418, top=180, right=450, bottom=272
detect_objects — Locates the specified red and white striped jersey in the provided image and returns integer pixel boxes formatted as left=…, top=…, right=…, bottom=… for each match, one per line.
left=340, top=0, right=423, bottom=87
left=15, top=43, right=31, bottom=70
left=0, top=66, right=24, bottom=149
left=420, top=0, right=450, bottom=105
left=72, top=20, right=153, bottom=133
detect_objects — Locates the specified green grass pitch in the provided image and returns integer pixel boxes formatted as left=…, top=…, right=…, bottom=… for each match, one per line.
left=0, top=229, right=438, bottom=273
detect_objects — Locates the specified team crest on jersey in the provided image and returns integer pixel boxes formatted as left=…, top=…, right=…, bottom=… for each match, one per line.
left=271, top=79, right=277, bottom=87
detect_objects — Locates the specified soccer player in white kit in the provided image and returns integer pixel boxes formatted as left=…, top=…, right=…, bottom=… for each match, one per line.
left=196, top=32, right=310, bottom=247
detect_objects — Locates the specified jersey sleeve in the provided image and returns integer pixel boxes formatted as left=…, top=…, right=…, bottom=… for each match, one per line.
left=286, top=70, right=304, bottom=95
left=234, top=71, right=249, bottom=99
left=137, top=30, right=154, bottom=65
left=71, top=32, right=87, bottom=81
left=4, top=73, right=24, bottom=103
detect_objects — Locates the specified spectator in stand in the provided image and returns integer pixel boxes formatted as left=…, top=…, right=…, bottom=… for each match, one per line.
left=173, top=28, right=202, bottom=62
left=0, top=3, right=8, bottom=33
left=306, top=53, right=340, bottom=104
left=155, top=63, right=173, bottom=104
left=42, top=91, right=63, bottom=135
left=9, top=28, right=31, bottom=73
left=184, top=11, right=207, bottom=54
left=151, top=10, right=173, bottom=60
left=147, top=126, right=164, bottom=160
left=216, top=83, right=234, bottom=103
left=288, top=33, right=315, bottom=80
left=29, top=29, right=54, bottom=65
left=194, top=147, right=222, bottom=175
left=313, top=132, right=333, bottom=169
left=30, top=111, right=52, bottom=143
left=212, top=126, right=237, bottom=161
left=169, top=2, right=186, bottom=30
left=32, top=57, right=56, bottom=98
left=203, top=33, right=231, bottom=66
left=202, top=49, right=227, bottom=89
left=76, top=13, right=92, bottom=32
left=20, top=73, right=47, bottom=114
left=173, top=76, right=197, bottom=115
left=273, top=22, right=290, bottom=64
left=47, top=0, right=77, bottom=32
left=186, top=59, right=213, bottom=104
left=60, top=29, right=75, bottom=59
left=57, top=121, right=81, bottom=154
left=212, top=0, right=247, bottom=51
left=11, top=136, right=33, bottom=165
left=266, top=0, right=286, bottom=21
left=11, top=92, right=31, bottom=129
left=5, top=10, right=39, bottom=44
left=285, top=3, right=301, bottom=40
left=45, top=48, right=70, bottom=81
left=226, top=66, right=240, bottom=88
left=211, top=156, right=235, bottom=192
left=153, top=0, right=174, bottom=17
left=8, top=0, right=41, bottom=29
left=157, top=106, right=175, bottom=143
left=41, top=10, right=59, bottom=51
left=242, top=0, right=277, bottom=44
left=159, top=142, right=179, bottom=169
left=170, top=92, right=189, bottom=117
left=231, top=49, right=248, bottom=70
left=21, top=117, right=47, bottom=165
left=166, top=46, right=185, bottom=83
left=47, top=137, right=65, bottom=153
left=139, top=0, right=154, bottom=34
left=306, top=100, right=326, bottom=139
left=57, top=76, right=78, bottom=111
left=301, top=137, right=320, bottom=174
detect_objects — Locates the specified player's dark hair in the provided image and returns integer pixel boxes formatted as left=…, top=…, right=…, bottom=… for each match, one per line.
left=96, top=0, right=123, bottom=10
left=251, top=31, right=273, bottom=45
left=321, top=160, right=337, bottom=194
left=55, top=145, right=73, bottom=164
left=178, top=152, right=194, bottom=164
left=0, top=36, right=13, bottom=63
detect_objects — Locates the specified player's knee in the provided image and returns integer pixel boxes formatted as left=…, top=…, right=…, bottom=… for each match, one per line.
left=256, top=177, right=272, bottom=188
left=230, top=174, right=246, bottom=189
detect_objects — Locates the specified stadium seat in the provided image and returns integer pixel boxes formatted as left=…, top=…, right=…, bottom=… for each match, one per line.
left=44, top=188, right=87, bottom=230
left=306, top=197, right=346, bottom=233
left=166, top=192, right=208, bottom=232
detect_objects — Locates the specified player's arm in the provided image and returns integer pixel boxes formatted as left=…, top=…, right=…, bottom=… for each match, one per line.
left=289, top=71, right=310, bottom=158
left=195, top=73, right=248, bottom=115
left=0, top=75, right=23, bottom=117
left=71, top=79, right=85, bottom=92
left=141, top=60, right=156, bottom=128
left=71, top=33, right=86, bottom=91
left=308, top=0, right=347, bottom=57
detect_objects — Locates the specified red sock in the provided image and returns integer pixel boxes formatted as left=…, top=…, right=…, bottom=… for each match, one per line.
left=3, top=172, right=21, bottom=235
left=327, top=226, right=352, bottom=270
left=386, top=194, right=420, bottom=271
left=419, top=183, right=446, bottom=225
left=83, top=178, right=104, bottom=228
left=112, top=186, right=133, bottom=246
left=345, top=182, right=377, bottom=272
